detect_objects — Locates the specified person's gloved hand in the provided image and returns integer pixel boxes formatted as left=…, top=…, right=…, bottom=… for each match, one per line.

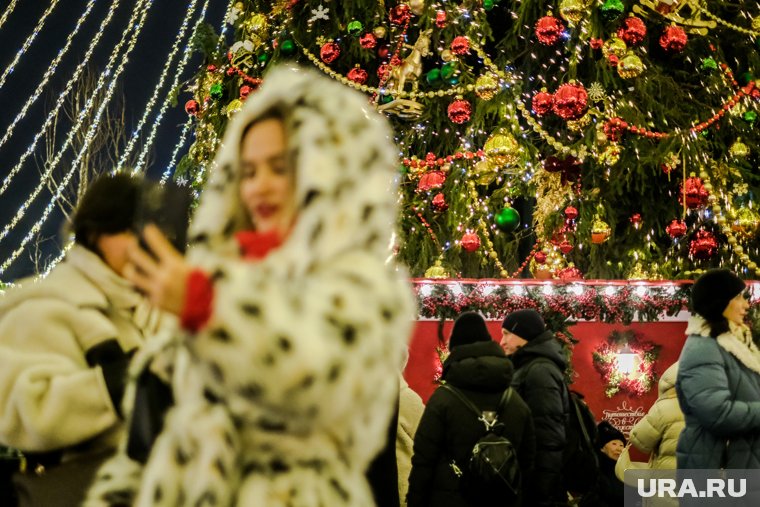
left=85, top=339, right=136, bottom=417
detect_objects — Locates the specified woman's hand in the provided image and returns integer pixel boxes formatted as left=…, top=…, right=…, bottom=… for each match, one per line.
left=125, top=224, right=192, bottom=316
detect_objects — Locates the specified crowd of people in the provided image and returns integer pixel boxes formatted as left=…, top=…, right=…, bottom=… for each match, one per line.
left=1, top=63, right=759, bottom=506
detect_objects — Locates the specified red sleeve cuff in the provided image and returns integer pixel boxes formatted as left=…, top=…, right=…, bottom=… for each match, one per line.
left=181, top=269, right=214, bottom=333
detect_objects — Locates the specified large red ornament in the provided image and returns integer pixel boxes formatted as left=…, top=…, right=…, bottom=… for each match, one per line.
left=417, top=171, right=446, bottom=192
left=617, top=17, right=647, bottom=45
left=532, top=91, right=554, bottom=116
left=552, top=83, right=588, bottom=120
left=559, top=239, right=574, bottom=254
left=461, top=233, right=481, bottom=252
left=535, top=15, right=565, bottom=45
left=558, top=265, right=584, bottom=281
left=679, top=176, right=709, bottom=209
left=389, top=4, right=411, bottom=25
left=666, top=219, right=687, bottom=238
left=359, top=33, right=377, bottom=49
left=347, top=66, right=368, bottom=84
left=450, top=36, right=470, bottom=55
left=320, top=42, right=341, bottom=64
left=432, top=192, right=448, bottom=212
left=659, top=26, right=687, bottom=52
left=447, top=99, right=472, bottom=124
left=184, top=99, right=200, bottom=115
left=689, top=230, right=718, bottom=260
left=564, top=206, right=579, bottom=220
left=534, top=251, right=548, bottom=264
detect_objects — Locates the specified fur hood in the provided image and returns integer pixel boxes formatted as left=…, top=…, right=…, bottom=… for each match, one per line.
left=188, top=65, right=401, bottom=278
left=685, top=314, right=760, bottom=376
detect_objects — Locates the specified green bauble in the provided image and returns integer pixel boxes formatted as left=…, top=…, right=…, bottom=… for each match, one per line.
left=495, top=207, right=521, bottom=232
left=280, top=39, right=295, bottom=56
left=447, top=75, right=460, bottom=86
left=701, top=57, right=717, bottom=71
left=258, top=52, right=270, bottom=64
left=347, top=20, right=363, bottom=35
left=441, top=62, right=457, bottom=79
left=426, top=68, right=442, bottom=85
left=379, top=93, right=394, bottom=104
left=600, top=0, right=625, bottom=21
left=744, top=111, right=758, bottom=124
left=209, top=83, right=224, bottom=99
left=484, top=0, right=495, bottom=10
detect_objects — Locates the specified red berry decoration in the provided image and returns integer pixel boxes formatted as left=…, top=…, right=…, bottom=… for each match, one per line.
left=432, top=192, right=448, bottom=212
left=207, top=64, right=217, bottom=72
left=320, top=42, right=341, bottom=64
left=535, top=15, right=565, bottom=45
left=184, top=99, right=200, bottom=115
left=347, top=66, right=368, bottom=84
left=689, top=230, right=718, bottom=260
left=590, top=38, right=604, bottom=50
left=532, top=91, right=554, bottom=116
left=564, top=206, right=579, bottom=220
left=450, top=36, right=470, bottom=55
left=359, top=33, right=377, bottom=49
left=417, top=171, right=446, bottom=192
left=389, top=4, right=411, bottom=25
left=666, top=219, right=687, bottom=238
left=630, top=213, right=642, bottom=226
left=461, top=233, right=481, bottom=252
left=604, top=117, right=627, bottom=142
left=557, top=265, right=583, bottom=281
left=447, top=99, right=472, bottom=124
left=239, top=85, right=252, bottom=99
left=679, top=176, right=709, bottom=209
left=618, top=16, right=647, bottom=45
left=435, top=10, right=447, bottom=28
left=659, top=26, right=687, bottom=52
left=552, top=83, right=588, bottom=120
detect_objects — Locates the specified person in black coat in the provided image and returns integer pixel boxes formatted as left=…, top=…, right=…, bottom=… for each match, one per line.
left=580, top=421, right=625, bottom=507
left=501, top=309, right=569, bottom=507
left=407, top=312, right=535, bottom=507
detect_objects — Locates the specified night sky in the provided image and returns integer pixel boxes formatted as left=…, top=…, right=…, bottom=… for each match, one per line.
left=0, top=0, right=229, bottom=282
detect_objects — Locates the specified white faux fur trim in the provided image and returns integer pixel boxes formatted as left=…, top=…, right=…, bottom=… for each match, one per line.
left=685, top=315, right=760, bottom=375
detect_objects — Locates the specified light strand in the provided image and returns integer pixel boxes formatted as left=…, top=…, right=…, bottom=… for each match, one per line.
left=693, top=2, right=760, bottom=37
left=0, top=0, right=100, bottom=155
left=117, top=0, right=203, bottom=173
left=0, top=0, right=154, bottom=274
left=0, top=0, right=19, bottom=31
left=0, top=0, right=123, bottom=196
left=0, top=0, right=61, bottom=91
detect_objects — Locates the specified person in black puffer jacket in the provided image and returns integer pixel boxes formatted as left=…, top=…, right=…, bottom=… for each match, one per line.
left=501, top=309, right=569, bottom=507
left=407, top=312, right=535, bottom=507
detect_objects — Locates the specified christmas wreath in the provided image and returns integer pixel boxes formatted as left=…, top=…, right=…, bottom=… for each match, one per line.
left=592, top=330, right=660, bottom=398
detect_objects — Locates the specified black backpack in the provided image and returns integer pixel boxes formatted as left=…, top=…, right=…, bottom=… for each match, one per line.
left=441, top=384, right=521, bottom=498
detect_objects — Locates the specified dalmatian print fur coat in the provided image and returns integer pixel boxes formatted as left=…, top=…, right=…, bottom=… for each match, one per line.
left=85, top=65, right=415, bottom=507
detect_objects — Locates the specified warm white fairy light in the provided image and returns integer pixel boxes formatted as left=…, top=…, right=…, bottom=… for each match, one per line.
left=0, top=0, right=19, bottom=30
left=0, top=0, right=125, bottom=197
left=0, top=0, right=101, bottom=157
left=0, top=0, right=61, bottom=91
left=0, top=1, right=154, bottom=274
left=118, top=0, right=204, bottom=174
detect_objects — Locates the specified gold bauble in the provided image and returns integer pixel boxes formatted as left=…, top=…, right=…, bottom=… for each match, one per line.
left=753, top=16, right=760, bottom=31
left=602, top=37, right=628, bottom=59
left=729, top=139, right=750, bottom=159
left=567, top=112, right=592, bottom=132
left=424, top=260, right=450, bottom=279
left=484, top=130, right=520, bottom=167
left=617, top=52, right=645, bottom=79
left=591, top=218, right=611, bottom=244
left=558, top=0, right=585, bottom=24
left=475, top=74, right=499, bottom=101
left=409, top=0, right=425, bottom=16
left=234, top=1, right=244, bottom=10
left=373, top=26, right=387, bottom=38
left=246, top=13, right=269, bottom=34
left=731, top=207, right=760, bottom=239
left=473, top=159, right=497, bottom=185
left=598, top=143, right=621, bottom=166
left=440, top=49, right=455, bottom=62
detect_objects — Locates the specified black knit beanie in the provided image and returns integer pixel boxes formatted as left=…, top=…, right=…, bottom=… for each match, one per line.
left=596, top=420, right=626, bottom=449
left=501, top=309, right=546, bottom=342
left=691, top=269, right=746, bottom=322
left=449, top=312, right=492, bottom=349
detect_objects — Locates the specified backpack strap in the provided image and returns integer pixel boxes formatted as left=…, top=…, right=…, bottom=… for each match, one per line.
left=441, top=384, right=513, bottom=431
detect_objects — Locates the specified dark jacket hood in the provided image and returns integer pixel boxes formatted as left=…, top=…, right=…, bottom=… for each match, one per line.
left=510, top=330, right=567, bottom=371
left=442, top=340, right=513, bottom=393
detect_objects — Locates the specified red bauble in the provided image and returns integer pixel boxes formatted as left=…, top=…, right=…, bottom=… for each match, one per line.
left=377, top=64, right=390, bottom=79
left=389, top=4, right=411, bottom=25
left=689, top=230, right=718, bottom=260
left=617, top=17, right=647, bottom=45
left=666, top=219, right=687, bottom=238
left=535, top=16, right=564, bottom=46
left=679, top=177, right=709, bottom=209
left=347, top=66, right=368, bottom=84
left=461, top=233, right=481, bottom=252
left=559, top=239, right=574, bottom=254
left=532, top=91, right=554, bottom=116
left=630, top=213, right=642, bottom=225
left=558, top=265, right=584, bottom=281
left=417, top=171, right=446, bottom=192
left=564, top=206, right=579, bottom=220
left=590, top=38, right=604, bottom=50
left=184, top=99, right=200, bottom=115
left=207, top=64, right=217, bottom=72
left=320, top=42, right=341, bottom=64
left=432, top=192, right=448, bottom=212
left=435, top=10, right=446, bottom=28
left=447, top=99, right=472, bottom=124
left=359, top=33, right=377, bottom=49
left=659, top=26, right=687, bottom=52
left=239, top=85, right=252, bottom=99
left=450, top=36, right=470, bottom=55
left=534, top=251, right=547, bottom=264
left=377, top=44, right=390, bottom=59
left=552, top=83, right=588, bottom=120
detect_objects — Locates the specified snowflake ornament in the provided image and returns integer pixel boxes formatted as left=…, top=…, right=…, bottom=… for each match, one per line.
left=230, top=40, right=255, bottom=54
left=225, top=6, right=242, bottom=25
left=310, top=4, right=330, bottom=23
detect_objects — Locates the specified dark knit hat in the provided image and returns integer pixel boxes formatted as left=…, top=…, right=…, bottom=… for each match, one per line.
left=691, top=269, right=746, bottom=322
left=596, top=421, right=626, bottom=449
left=449, top=312, right=492, bottom=349
left=501, top=309, right=546, bottom=342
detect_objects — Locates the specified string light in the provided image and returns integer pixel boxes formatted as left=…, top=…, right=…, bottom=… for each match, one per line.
left=0, top=0, right=123, bottom=196
left=0, top=0, right=61, bottom=91
left=0, top=0, right=19, bottom=31
left=0, top=0, right=101, bottom=156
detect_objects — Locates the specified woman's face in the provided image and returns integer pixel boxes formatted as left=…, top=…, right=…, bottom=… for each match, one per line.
left=601, top=439, right=625, bottom=460
left=96, top=231, right=138, bottom=276
left=238, top=118, right=296, bottom=236
left=723, top=291, right=749, bottom=326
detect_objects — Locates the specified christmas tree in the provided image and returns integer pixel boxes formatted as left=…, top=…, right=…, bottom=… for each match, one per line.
left=174, top=0, right=760, bottom=280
